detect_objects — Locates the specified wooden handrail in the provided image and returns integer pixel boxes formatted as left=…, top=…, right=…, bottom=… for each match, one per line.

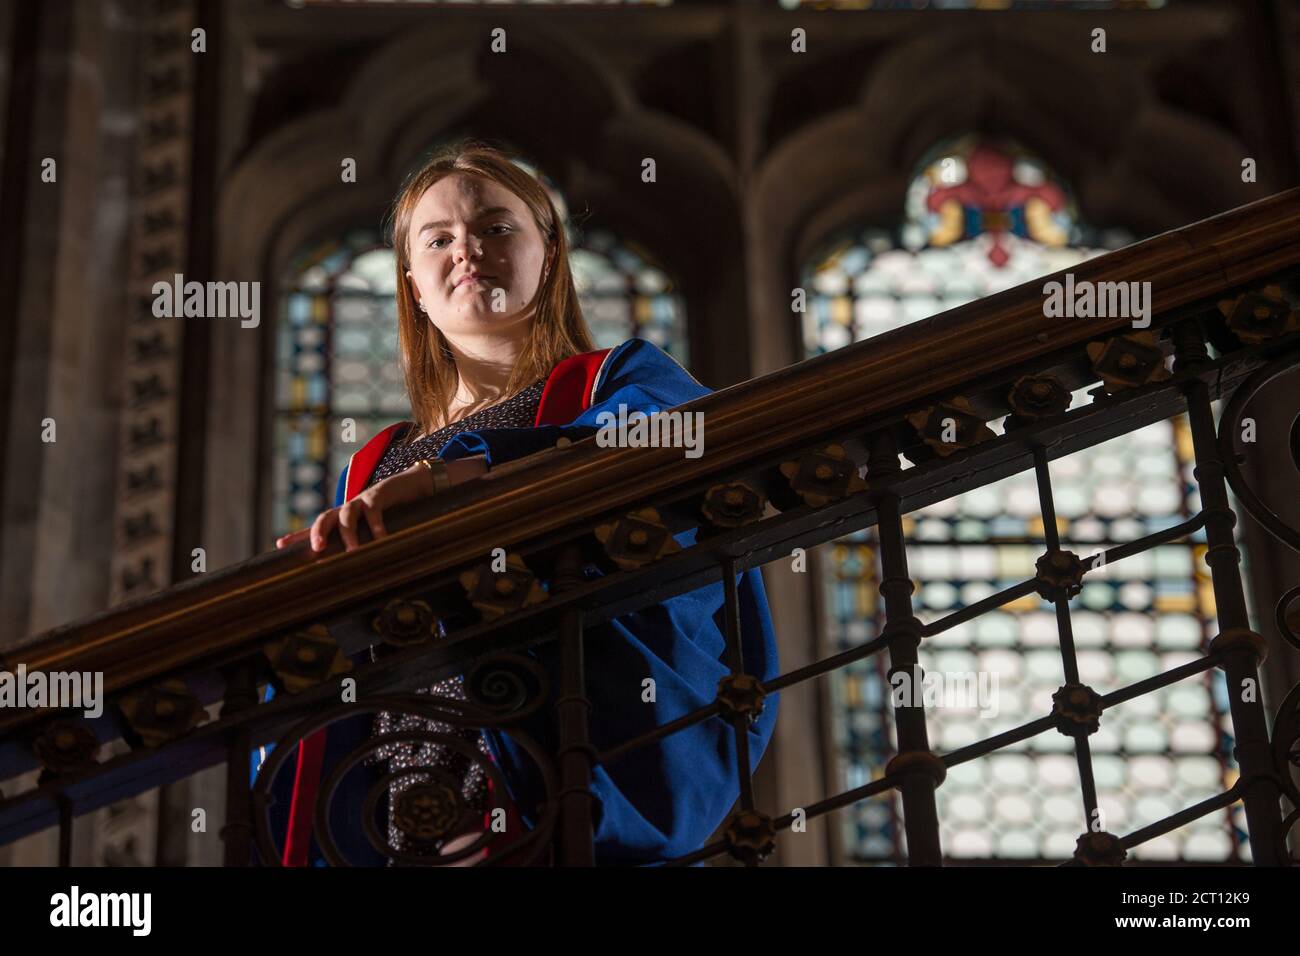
left=4, top=186, right=1299, bottom=735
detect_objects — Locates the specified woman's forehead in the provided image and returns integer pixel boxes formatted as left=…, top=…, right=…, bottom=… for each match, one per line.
left=412, top=173, right=524, bottom=220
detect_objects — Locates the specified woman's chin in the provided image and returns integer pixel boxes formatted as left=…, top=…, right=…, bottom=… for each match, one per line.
left=443, top=308, right=531, bottom=330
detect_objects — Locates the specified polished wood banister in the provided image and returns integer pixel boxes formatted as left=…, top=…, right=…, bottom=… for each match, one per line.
left=3, top=186, right=1298, bottom=736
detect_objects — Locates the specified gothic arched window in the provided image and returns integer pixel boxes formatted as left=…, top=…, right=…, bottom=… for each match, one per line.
left=272, top=230, right=404, bottom=540
left=516, top=156, right=688, bottom=361
left=272, top=170, right=688, bottom=538
left=802, top=136, right=1249, bottom=863
left=570, top=228, right=687, bottom=360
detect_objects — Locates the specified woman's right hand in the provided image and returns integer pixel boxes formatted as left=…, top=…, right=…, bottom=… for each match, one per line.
left=274, top=453, right=489, bottom=553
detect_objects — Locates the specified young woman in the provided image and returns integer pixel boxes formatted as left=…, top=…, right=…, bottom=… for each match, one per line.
left=264, top=142, right=780, bottom=866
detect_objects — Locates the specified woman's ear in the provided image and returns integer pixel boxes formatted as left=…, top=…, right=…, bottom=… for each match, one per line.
left=404, top=269, right=423, bottom=310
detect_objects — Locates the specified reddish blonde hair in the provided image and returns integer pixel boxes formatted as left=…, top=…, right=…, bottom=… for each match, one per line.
left=386, top=139, right=595, bottom=442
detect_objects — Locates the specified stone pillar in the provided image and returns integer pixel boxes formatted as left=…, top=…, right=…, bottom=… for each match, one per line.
left=0, top=0, right=201, bottom=867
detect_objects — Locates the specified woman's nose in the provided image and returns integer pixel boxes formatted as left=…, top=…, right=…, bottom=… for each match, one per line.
left=452, top=232, right=483, bottom=262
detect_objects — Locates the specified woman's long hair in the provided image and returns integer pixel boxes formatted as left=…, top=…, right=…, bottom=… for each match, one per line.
left=386, top=140, right=595, bottom=444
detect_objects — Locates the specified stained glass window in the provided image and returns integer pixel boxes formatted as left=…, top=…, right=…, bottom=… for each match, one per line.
left=272, top=230, right=407, bottom=539
left=805, top=136, right=1248, bottom=863
left=570, top=229, right=687, bottom=359
left=515, top=158, right=688, bottom=361
left=272, top=175, right=688, bottom=538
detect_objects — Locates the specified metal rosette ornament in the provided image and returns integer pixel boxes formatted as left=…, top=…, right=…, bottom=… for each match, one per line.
left=250, top=654, right=556, bottom=867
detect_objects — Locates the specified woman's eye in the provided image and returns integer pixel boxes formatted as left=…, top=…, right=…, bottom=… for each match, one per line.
left=426, top=224, right=507, bottom=249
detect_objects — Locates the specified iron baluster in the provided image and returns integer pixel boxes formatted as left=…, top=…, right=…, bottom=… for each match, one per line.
left=1032, top=444, right=1102, bottom=830
left=1176, top=322, right=1286, bottom=865
left=553, top=543, right=596, bottom=866
left=869, top=429, right=944, bottom=866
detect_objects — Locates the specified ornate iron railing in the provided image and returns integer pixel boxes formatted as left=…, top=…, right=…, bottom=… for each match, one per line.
left=2, top=189, right=1299, bottom=866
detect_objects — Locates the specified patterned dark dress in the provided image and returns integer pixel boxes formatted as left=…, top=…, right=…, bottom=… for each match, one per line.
left=361, top=378, right=546, bottom=863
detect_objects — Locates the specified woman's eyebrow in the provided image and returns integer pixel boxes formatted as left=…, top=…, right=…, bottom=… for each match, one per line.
left=416, top=207, right=516, bottom=235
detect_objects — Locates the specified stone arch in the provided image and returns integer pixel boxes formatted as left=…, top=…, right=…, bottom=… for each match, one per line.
left=218, top=17, right=743, bottom=358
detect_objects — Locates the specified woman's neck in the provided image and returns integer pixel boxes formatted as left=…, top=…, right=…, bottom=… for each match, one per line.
left=422, top=326, right=530, bottom=439
left=445, top=391, right=496, bottom=425
left=441, top=328, right=526, bottom=402
left=409, top=381, right=505, bottom=442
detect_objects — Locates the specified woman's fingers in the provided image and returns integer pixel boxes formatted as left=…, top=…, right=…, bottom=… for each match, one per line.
left=309, top=508, right=338, bottom=553
left=363, top=503, right=387, bottom=542
left=295, top=494, right=391, bottom=555
left=276, top=528, right=311, bottom=550
left=336, top=501, right=362, bottom=551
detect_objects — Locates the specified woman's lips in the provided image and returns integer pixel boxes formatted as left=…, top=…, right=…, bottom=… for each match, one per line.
left=457, top=274, right=495, bottom=287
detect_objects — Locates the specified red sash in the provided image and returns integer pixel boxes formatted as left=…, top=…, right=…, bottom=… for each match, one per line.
left=281, top=347, right=612, bottom=866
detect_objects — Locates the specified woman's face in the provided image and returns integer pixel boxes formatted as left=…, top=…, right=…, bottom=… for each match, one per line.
left=404, top=172, right=549, bottom=337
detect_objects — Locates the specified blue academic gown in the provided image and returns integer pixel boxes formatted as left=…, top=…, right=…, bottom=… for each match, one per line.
left=254, top=338, right=781, bottom=865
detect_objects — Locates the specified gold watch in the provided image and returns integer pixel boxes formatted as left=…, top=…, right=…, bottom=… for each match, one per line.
left=417, top=457, right=451, bottom=494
